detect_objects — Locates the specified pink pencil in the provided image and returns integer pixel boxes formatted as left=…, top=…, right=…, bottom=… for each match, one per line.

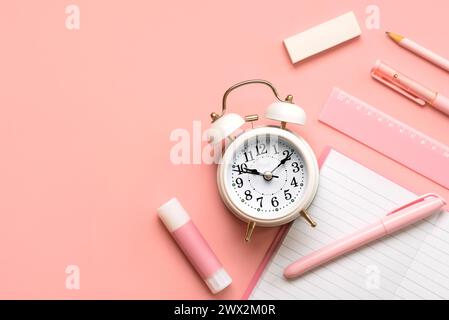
left=284, top=194, right=446, bottom=279
left=387, top=31, right=449, bottom=72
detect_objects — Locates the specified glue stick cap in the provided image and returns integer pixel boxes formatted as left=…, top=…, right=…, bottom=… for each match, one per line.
left=158, top=197, right=191, bottom=232
left=157, top=198, right=232, bottom=294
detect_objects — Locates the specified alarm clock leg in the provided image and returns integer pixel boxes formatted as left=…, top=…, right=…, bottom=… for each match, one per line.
left=300, top=210, right=317, bottom=227
left=245, top=221, right=257, bottom=242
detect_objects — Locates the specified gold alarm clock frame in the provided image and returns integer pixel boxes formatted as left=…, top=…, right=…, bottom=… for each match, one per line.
left=209, top=80, right=320, bottom=241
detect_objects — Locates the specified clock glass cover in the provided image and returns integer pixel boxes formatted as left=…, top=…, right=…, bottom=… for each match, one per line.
left=224, top=133, right=308, bottom=220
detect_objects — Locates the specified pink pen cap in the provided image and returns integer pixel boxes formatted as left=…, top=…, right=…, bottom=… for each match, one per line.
left=157, top=198, right=232, bottom=294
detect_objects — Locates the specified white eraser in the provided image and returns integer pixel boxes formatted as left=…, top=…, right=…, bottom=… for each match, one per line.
left=283, top=11, right=361, bottom=63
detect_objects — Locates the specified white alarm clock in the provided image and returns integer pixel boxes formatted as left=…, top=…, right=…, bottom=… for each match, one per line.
left=208, top=80, right=319, bottom=241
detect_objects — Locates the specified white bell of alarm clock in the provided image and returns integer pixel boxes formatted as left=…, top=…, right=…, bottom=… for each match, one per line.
left=208, top=80, right=319, bottom=241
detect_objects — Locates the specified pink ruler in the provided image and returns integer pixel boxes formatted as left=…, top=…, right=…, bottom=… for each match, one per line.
left=319, top=87, right=449, bottom=189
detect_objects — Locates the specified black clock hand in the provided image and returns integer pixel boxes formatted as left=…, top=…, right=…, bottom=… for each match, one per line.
left=232, top=168, right=279, bottom=179
left=245, top=168, right=263, bottom=175
left=271, top=151, right=293, bottom=173
left=247, top=168, right=280, bottom=179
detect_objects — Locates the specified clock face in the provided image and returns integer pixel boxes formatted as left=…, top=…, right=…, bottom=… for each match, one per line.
left=223, top=132, right=308, bottom=221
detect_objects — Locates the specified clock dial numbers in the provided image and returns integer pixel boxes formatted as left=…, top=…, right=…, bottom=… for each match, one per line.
left=244, top=151, right=254, bottom=162
left=255, top=143, right=268, bottom=156
left=291, top=177, right=298, bottom=187
left=234, top=163, right=248, bottom=175
left=235, top=177, right=243, bottom=188
left=228, top=134, right=308, bottom=218
left=256, top=197, right=263, bottom=208
left=292, top=162, right=300, bottom=173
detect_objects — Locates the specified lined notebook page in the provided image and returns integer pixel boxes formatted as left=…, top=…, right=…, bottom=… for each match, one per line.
left=249, top=149, right=447, bottom=300
left=396, top=213, right=449, bottom=299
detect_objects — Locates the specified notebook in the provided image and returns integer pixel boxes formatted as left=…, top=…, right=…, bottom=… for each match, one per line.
left=244, top=148, right=449, bottom=300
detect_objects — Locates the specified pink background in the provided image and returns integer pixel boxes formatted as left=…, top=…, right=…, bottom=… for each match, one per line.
left=0, top=1, right=448, bottom=299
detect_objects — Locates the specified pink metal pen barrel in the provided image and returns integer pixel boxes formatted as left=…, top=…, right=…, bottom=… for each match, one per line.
left=284, top=194, right=445, bottom=279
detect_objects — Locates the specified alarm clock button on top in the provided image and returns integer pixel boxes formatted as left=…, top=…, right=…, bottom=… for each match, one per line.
left=207, top=113, right=245, bottom=145
left=265, top=98, right=307, bottom=125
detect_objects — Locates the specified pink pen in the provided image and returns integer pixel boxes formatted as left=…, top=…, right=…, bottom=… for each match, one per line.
left=371, top=60, right=449, bottom=116
left=158, top=198, right=232, bottom=294
left=284, top=194, right=446, bottom=279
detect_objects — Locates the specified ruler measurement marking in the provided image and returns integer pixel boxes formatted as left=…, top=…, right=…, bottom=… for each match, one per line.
left=338, top=89, right=449, bottom=155
left=320, top=88, right=449, bottom=189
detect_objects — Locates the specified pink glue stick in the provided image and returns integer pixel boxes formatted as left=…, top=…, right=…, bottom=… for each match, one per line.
left=157, top=198, right=232, bottom=294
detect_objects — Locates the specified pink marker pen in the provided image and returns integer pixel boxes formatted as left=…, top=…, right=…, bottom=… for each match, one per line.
left=284, top=194, right=446, bottom=279
left=157, top=198, right=232, bottom=294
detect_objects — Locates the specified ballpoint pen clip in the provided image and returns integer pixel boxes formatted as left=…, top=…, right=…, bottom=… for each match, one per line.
left=371, top=71, right=426, bottom=106
left=386, top=193, right=442, bottom=216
